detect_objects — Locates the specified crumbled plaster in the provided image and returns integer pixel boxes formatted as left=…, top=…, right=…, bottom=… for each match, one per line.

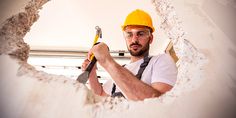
left=151, top=0, right=208, bottom=102
left=1, top=0, right=235, bottom=118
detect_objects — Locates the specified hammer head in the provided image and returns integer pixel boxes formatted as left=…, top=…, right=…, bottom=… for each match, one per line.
left=95, top=26, right=102, bottom=38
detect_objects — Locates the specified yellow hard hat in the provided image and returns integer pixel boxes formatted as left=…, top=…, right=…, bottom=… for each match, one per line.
left=122, top=9, right=155, bottom=32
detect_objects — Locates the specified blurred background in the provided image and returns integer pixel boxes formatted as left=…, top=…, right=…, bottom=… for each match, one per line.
left=22, top=0, right=176, bottom=84
left=2, top=0, right=233, bottom=85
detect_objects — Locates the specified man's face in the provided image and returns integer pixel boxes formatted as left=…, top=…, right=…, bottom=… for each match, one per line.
left=123, top=25, right=153, bottom=57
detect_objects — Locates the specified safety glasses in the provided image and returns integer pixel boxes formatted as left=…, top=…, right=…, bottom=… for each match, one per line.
left=123, top=29, right=151, bottom=40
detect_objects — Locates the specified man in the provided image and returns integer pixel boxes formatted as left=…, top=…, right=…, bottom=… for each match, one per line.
left=82, top=9, right=177, bottom=101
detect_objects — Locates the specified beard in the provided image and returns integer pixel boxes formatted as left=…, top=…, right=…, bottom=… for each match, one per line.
left=128, top=40, right=150, bottom=57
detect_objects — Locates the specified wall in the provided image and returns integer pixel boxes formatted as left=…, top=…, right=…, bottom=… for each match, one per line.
left=0, top=0, right=235, bottom=118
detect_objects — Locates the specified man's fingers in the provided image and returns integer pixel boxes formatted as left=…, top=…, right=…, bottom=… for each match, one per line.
left=81, top=59, right=90, bottom=71
left=87, top=51, right=94, bottom=61
left=81, top=63, right=86, bottom=71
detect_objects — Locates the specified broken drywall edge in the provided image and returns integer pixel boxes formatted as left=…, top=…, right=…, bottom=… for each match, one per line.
left=0, top=54, right=103, bottom=118
left=4, top=0, right=236, bottom=118
left=152, top=0, right=208, bottom=97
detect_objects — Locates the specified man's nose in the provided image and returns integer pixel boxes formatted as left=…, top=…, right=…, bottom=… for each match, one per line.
left=131, top=34, right=139, bottom=43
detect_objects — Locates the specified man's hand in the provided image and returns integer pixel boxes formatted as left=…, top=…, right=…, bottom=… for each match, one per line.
left=81, top=50, right=108, bottom=96
left=89, top=42, right=112, bottom=67
left=81, top=58, right=97, bottom=76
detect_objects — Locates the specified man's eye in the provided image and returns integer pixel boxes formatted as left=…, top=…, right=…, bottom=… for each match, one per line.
left=126, top=32, right=133, bottom=37
left=137, top=31, right=145, bottom=36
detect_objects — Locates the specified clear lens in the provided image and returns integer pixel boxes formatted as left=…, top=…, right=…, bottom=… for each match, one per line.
left=123, top=29, right=151, bottom=40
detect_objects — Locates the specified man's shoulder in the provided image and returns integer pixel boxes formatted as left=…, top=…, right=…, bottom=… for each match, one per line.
left=149, top=53, right=176, bottom=66
left=151, top=53, right=172, bottom=61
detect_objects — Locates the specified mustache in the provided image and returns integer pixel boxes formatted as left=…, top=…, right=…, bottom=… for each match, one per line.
left=130, top=42, right=141, bottom=47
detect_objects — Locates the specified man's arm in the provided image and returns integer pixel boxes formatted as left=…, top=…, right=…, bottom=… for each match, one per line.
left=103, top=60, right=167, bottom=100
left=91, top=43, right=173, bottom=100
left=82, top=59, right=108, bottom=96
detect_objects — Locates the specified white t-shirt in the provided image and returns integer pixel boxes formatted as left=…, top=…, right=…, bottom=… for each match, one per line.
left=103, top=53, right=178, bottom=95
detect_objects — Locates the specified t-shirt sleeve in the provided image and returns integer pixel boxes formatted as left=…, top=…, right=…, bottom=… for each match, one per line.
left=151, top=54, right=178, bottom=86
left=102, top=79, right=113, bottom=95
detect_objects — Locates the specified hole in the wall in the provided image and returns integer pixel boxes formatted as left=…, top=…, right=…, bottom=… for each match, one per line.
left=0, top=0, right=207, bottom=105
left=24, top=0, right=174, bottom=82
left=21, top=1, right=203, bottom=96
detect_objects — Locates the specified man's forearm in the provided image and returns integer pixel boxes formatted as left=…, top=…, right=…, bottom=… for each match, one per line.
left=88, top=71, right=104, bottom=96
left=101, top=59, right=161, bottom=100
left=88, top=71, right=108, bottom=96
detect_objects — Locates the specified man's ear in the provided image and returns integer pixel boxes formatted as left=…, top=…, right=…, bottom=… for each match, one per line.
left=149, top=34, right=154, bottom=44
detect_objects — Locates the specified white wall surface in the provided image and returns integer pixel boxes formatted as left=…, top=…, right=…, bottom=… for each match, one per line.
left=0, top=0, right=236, bottom=118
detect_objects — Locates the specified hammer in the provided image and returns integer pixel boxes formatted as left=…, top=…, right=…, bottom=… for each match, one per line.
left=76, top=26, right=102, bottom=84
